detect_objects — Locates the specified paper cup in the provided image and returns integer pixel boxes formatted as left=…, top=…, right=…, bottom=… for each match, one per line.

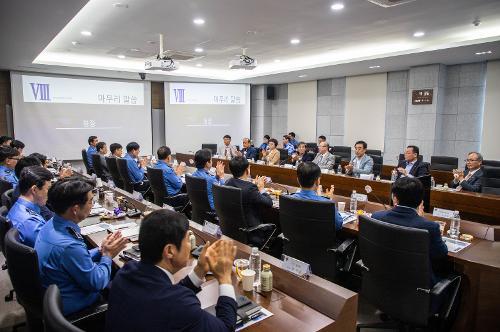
left=338, top=202, right=346, bottom=212
left=241, top=269, right=255, bottom=291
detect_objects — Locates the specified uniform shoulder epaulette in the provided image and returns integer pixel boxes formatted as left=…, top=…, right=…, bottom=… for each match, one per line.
left=66, top=227, right=83, bottom=240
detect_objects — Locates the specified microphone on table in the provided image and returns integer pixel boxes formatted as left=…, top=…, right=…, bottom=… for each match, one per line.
left=364, top=185, right=388, bottom=210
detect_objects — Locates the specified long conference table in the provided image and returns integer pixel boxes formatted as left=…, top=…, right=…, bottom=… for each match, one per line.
left=174, top=153, right=500, bottom=332
left=80, top=180, right=358, bottom=331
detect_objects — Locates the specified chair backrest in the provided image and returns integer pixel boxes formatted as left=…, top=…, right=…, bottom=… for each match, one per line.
left=332, top=146, right=351, bottom=161
left=43, top=285, right=84, bottom=332
left=0, top=206, right=10, bottom=254
left=212, top=184, right=248, bottom=244
left=4, top=228, right=43, bottom=319
left=0, top=178, right=13, bottom=199
left=399, top=153, right=423, bottom=162
left=81, top=149, right=93, bottom=175
left=277, top=148, right=288, bottom=161
left=115, top=158, right=134, bottom=193
left=279, top=195, right=338, bottom=279
left=481, top=166, right=500, bottom=195
left=146, top=167, right=168, bottom=206
left=483, top=160, right=500, bottom=168
left=430, top=156, right=459, bottom=171
left=2, top=188, right=14, bottom=210
left=91, top=154, right=107, bottom=181
left=185, top=174, right=212, bottom=224
left=358, top=215, right=431, bottom=326
left=417, top=175, right=432, bottom=212
left=201, top=144, right=217, bottom=155
left=305, top=142, right=318, bottom=153
left=105, top=157, right=124, bottom=190
left=366, top=149, right=382, bottom=156
left=370, top=155, right=383, bottom=176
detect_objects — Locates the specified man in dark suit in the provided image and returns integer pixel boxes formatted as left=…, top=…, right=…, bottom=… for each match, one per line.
left=238, top=137, right=258, bottom=161
left=226, top=156, right=273, bottom=246
left=372, top=177, right=448, bottom=286
left=396, top=145, right=429, bottom=179
left=450, top=152, right=483, bottom=192
left=106, top=209, right=237, bottom=332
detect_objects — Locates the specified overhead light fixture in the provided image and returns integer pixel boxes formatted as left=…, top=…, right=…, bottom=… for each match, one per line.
left=298, top=74, right=307, bottom=78
left=193, top=18, right=205, bottom=25
left=113, top=3, right=129, bottom=8
left=475, top=50, right=492, bottom=55
left=196, top=63, right=203, bottom=67
left=331, top=3, right=345, bottom=10
left=130, top=48, right=140, bottom=52
left=194, top=47, right=204, bottom=53
left=71, top=41, right=79, bottom=46
left=369, top=65, right=381, bottom=69
left=413, top=31, right=425, bottom=37
left=274, top=59, right=281, bottom=63
left=117, top=54, right=126, bottom=59
left=81, top=30, right=92, bottom=36
left=290, top=38, right=300, bottom=45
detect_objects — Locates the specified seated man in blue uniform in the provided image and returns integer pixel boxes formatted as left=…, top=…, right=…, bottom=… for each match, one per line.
left=154, top=146, right=189, bottom=208
left=291, top=162, right=343, bottom=231
left=87, top=135, right=98, bottom=168
left=0, top=146, right=21, bottom=186
left=192, top=149, right=225, bottom=210
left=372, top=177, right=448, bottom=285
left=282, top=135, right=295, bottom=155
left=35, top=177, right=128, bottom=315
left=106, top=209, right=237, bottom=332
left=7, top=166, right=53, bottom=247
left=124, top=141, right=150, bottom=193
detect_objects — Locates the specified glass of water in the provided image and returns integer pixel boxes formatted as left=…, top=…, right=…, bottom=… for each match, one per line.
left=448, top=218, right=460, bottom=239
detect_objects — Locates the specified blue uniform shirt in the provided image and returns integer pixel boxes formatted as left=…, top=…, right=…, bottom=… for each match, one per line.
left=259, top=143, right=268, bottom=151
left=284, top=143, right=295, bottom=155
left=87, top=145, right=97, bottom=168
left=291, top=189, right=343, bottom=231
left=35, top=214, right=112, bottom=315
left=0, top=165, right=18, bottom=186
left=242, top=147, right=258, bottom=161
left=155, top=160, right=182, bottom=196
left=192, top=168, right=224, bottom=210
left=7, top=197, right=46, bottom=247
left=124, top=153, right=145, bottom=183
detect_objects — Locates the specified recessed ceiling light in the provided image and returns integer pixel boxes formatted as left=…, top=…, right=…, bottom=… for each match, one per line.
left=369, top=65, right=381, bottom=69
left=290, top=38, right=300, bottom=45
left=196, top=63, right=203, bottom=67
left=193, top=18, right=205, bottom=25
left=475, top=50, right=492, bottom=55
left=274, top=59, right=281, bottom=63
left=331, top=3, right=344, bottom=10
left=117, top=54, right=126, bottom=59
left=81, top=31, right=92, bottom=36
left=413, top=31, right=425, bottom=38
left=130, top=48, right=140, bottom=52
left=71, top=41, right=79, bottom=46
left=298, top=74, right=307, bottom=78
left=194, top=47, right=204, bottom=53
left=147, top=40, right=156, bottom=45
left=113, top=3, right=129, bottom=8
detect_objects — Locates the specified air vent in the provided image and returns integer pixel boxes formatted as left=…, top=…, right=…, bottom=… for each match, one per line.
left=162, top=50, right=199, bottom=61
left=367, top=0, right=417, bottom=8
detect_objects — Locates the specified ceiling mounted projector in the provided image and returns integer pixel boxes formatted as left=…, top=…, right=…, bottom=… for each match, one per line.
left=145, top=33, right=179, bottom=71
left=229, top=49, right=257, bottom=70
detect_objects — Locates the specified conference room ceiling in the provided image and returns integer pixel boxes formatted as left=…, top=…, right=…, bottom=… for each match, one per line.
left=2, top=0, right=500, bottom=84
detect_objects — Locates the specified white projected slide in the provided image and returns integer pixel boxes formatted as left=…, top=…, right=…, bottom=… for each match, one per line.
left=164, top=82, right=250, bottom=154
left=11, top=73, right=152, bottom=161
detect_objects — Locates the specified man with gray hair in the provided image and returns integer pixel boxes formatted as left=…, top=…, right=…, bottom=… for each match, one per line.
left=450, top=152, right=483, bottom=192
left=312, top=141, right=335, bottom=170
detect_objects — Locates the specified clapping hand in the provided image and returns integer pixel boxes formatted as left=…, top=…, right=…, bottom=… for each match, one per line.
left=205, top=240, right=237, bottom=285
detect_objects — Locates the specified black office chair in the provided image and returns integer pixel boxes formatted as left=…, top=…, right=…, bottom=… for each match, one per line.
left=279, top=195, right=356, bottom=281
left=201, top=144, right=217, bottom=155
left=481, top=166, right=500, bottom=195
left=91, top=154, right=108, bottom=182
left=115, top=158, right=135, bottom=193
left=366, top=149, right=382, bottom=156
left=43, top=285, right=84, bottom=332
left=430, top=156, right=459, bottom=171
left=482, top=160, right=500, bottom=167
left=305, top=142, right=318, bottom=153
left=80, top=149, right=93, bottom=175
left=2, top=188, right=14, bottom=210
left=212, top=184, right=276, bottom=249
left=105, top=157, right=124, bottom=190
left=356, top=215, right=461, bottom=332
left=185, top=174, right=217, bottom=225
left=418, top=174, right=432, bottom=213
left=0, top=179, right=13, bottom=202
left=370, top=155, right=383, bottom=177
left=332, top=146, right=351, bottom=162
left=399, top=154, right=423, bottom=163
left=277, top=148, right=288, bottom=165
left=0, top=206, right=15, bottom=303
left=146, top=167, right=189, bottom=211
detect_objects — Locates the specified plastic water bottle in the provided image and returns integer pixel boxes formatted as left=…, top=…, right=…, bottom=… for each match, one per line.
left=391, top=169, right=397, bottom=182
left=448, top=211, right=461, bottom=239
left=337, top=164, right=342, bottom=175
left=350, top=190, right=358, bottom=213
left=431, top=176, right=436, bottom=188
left=249, top=247, right=261, bottom=287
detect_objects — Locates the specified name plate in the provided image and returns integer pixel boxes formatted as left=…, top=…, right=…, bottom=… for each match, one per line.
left=256, top=160, right=265, bottom=165
left=433, top=208, right=455, bottom=219
left=359, top=174, right=374, bottom=180
left=354, top=193, right=368, bottom=202
left=202, top=221, right=221, bottom=237
left=281, top=254, right=312, bottom=279
left=283, top=164, right=294, bottom=169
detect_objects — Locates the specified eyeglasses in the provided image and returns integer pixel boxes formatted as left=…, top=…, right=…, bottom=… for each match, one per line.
left=8, top=157, right=21, bottom=161
left=464, top=159, right=479, bottom=162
